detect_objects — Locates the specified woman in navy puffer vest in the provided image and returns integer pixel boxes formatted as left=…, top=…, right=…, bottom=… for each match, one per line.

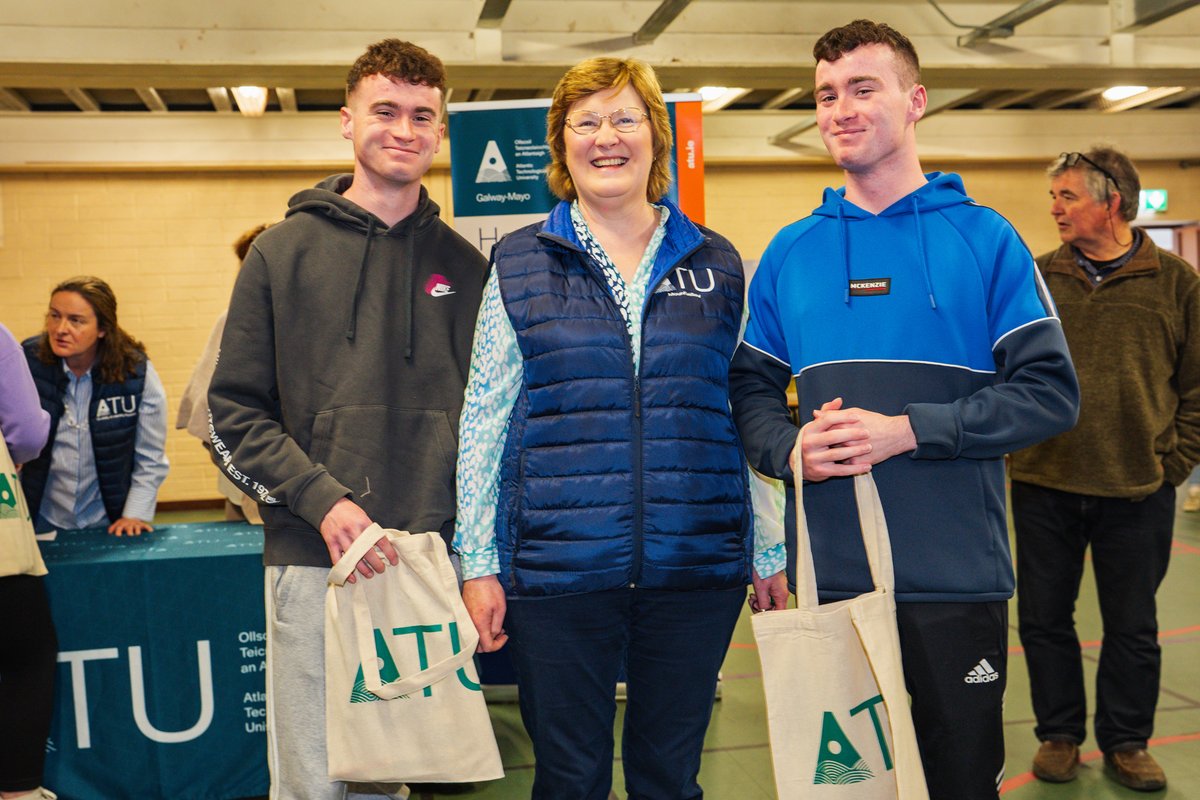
left=454, top=57, right=788, bottom=800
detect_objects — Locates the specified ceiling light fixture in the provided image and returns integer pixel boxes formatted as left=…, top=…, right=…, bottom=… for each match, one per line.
left=696, top=86, right=750, bottom=113
left=1101, top=85, right=1148, bottom=102
left=231, top=86, right=269, bottom=117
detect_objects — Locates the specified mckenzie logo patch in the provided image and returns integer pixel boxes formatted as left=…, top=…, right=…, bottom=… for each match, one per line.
left=848, top=278, right=891, bottom=296
left=424, top=274, right=456, bottom=297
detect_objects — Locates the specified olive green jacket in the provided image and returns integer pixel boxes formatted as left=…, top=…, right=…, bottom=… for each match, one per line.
left=1011, top=232, right=1200, bottom=497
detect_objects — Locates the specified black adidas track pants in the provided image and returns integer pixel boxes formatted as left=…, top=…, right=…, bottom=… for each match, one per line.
left=896, top=601, right=1009, bottom=800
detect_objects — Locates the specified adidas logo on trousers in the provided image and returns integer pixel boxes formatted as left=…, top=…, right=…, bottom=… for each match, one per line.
left=964, top=658, right=1000, bottom=684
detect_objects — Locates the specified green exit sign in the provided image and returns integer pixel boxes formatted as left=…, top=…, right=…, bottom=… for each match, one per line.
left=1140, top=189, right=1168, bottom=213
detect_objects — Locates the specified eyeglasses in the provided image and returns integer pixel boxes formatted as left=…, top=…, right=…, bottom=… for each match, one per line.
left=565, top=107, right=648, bottom=135
left=1061, top=152, right=1121, bottom=194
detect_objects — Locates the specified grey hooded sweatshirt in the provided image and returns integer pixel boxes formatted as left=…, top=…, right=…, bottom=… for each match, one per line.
left=208, top=174, right=487, bottom=567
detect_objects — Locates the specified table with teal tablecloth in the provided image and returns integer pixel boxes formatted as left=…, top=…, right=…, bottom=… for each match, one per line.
left=39, top=521, right=269, bottom=800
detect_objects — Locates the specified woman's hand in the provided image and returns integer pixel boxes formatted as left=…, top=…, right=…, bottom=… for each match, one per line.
left=462, top=575, right=509, bottom=652
left=749, top=568, right=790, bottom=612
left=108, top=517, right=154, bottom=536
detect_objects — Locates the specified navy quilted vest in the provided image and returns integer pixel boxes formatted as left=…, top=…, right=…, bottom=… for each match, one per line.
left=493, top=200, right=751, bottom=596
left=21, top=337, right=146, bottom=524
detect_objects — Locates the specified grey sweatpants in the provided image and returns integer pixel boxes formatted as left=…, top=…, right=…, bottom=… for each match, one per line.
left=264, top=565, right=409, bottom=800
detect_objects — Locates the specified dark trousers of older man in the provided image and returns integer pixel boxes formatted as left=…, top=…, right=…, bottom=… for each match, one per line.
left=1012, top=480, right=1175, bottom=753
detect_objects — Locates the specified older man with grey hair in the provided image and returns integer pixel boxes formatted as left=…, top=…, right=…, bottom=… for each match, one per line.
left=1010, top=146, right=1200, bottom=792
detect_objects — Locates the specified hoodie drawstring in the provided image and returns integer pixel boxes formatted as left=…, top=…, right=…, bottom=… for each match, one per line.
left=402, top=233, right=414, bottom=360
left=838, top=204, right=851, bottom=305
left=345, top=218, right=376, bottom=340
left=911, top=195, right=937, bottom=309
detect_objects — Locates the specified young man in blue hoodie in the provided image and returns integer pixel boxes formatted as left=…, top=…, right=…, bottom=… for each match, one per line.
left=729, top=19, right=1079, bottom=800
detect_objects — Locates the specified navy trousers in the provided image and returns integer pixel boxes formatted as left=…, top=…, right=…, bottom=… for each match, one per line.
left=505, top=586, right=745, bottom=800
left=1012, top=480, right=1175, bottom=752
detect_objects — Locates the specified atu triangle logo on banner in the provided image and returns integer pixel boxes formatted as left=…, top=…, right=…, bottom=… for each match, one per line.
left=475, top=140, right=512, bottom=183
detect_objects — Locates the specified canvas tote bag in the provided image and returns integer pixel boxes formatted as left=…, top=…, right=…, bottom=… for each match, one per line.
left=0, top=431, right=46, bottom=578
left=752, top=467, right=928, bottom=799
left=325, top=523, right=504, bottom=784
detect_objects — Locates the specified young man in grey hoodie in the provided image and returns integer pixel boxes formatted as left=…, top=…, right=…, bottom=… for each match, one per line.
left=208, top=39, right=487, bottom=799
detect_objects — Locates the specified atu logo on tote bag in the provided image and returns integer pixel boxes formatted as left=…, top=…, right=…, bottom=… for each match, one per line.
left=752, top=464, right=928, bottom=800
left=325, top=524, right=504, bottom=785
left=347, top=620, right=481, bottom=703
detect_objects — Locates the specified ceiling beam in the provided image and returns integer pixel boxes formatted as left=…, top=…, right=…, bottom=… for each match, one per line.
left=1099, top=85, right=1186, bottom=112
left=767, top=115, right=817, bottom=150
left=476, top=0, right=512, bottom=29
left=206, top=87, right=233, bottom=113
left=762, top=88, right=808, bottom=110
left=1112, top=0, right=1200, bottom=32
left=276, top=87, right=298, bottom=114
left=701, top=87, right=751, bottom=113
left=924, top=89, right=984, bottom=116
left=957, top=0, right=1071, bottom=48
left=1040, top=88, right=1105, bottom=109
left=633, top=0, right=693, bottom=46
left=979, top=89, right=1045, bottom=110
left=63, top=87, right=100, bottom=112
left=1137, top=87, right=1200, bottom=108
left=135, top=87, right=167, bottom=113
left=0, top=88, right=30, bottom=112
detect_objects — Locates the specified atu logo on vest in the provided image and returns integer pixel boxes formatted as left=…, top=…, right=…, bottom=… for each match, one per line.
left=95, top=395, right=138, bottom=421
left=655, top=267, right=717, bottom=299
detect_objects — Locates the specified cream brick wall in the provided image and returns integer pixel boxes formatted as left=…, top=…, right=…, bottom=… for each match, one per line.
left=0, top=168, right=456, bottom=505
left=3, top=159, right=1198, bottom=505
left=706, top=160, right=1200, bottom=261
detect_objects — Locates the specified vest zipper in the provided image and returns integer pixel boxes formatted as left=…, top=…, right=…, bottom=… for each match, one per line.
left=631, top=370, right=643, bottom=587
left=628, top=237, right=706, bottom=588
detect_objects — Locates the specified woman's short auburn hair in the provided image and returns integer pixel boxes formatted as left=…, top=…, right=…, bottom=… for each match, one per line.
left=546, top=57, right=674, bottom=203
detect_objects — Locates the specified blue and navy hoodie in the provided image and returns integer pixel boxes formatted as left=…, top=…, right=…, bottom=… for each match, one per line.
left=730, top=173, right=1079, bottom=603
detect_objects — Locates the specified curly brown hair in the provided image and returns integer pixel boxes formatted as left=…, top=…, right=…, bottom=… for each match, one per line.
left=346, top=39, right=447, bottom=114
left=233, top=222, right=272, bottom=262
left=813, top=19, right=920, bottom=88
left=545, top=57, right=673, bottom=203
left=37, top=276, right=146, bottom=384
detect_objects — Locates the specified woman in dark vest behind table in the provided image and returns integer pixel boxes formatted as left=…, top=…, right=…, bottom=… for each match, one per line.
left=453, top=57, right=789, bottom=800
left=22, top=276, right=168, bottom=536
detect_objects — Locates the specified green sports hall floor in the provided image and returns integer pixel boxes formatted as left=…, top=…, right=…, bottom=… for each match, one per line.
left=167, top=487, right=1200, bottom=800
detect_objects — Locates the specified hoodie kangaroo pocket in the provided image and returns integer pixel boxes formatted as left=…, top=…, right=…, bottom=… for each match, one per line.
left=309, top=405, right=456, bottom=533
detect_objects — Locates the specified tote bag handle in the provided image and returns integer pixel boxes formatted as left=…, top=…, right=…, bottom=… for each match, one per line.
left=329, top=523, right=479, bottom=700
left=792, top=427, right=896, bottom=612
